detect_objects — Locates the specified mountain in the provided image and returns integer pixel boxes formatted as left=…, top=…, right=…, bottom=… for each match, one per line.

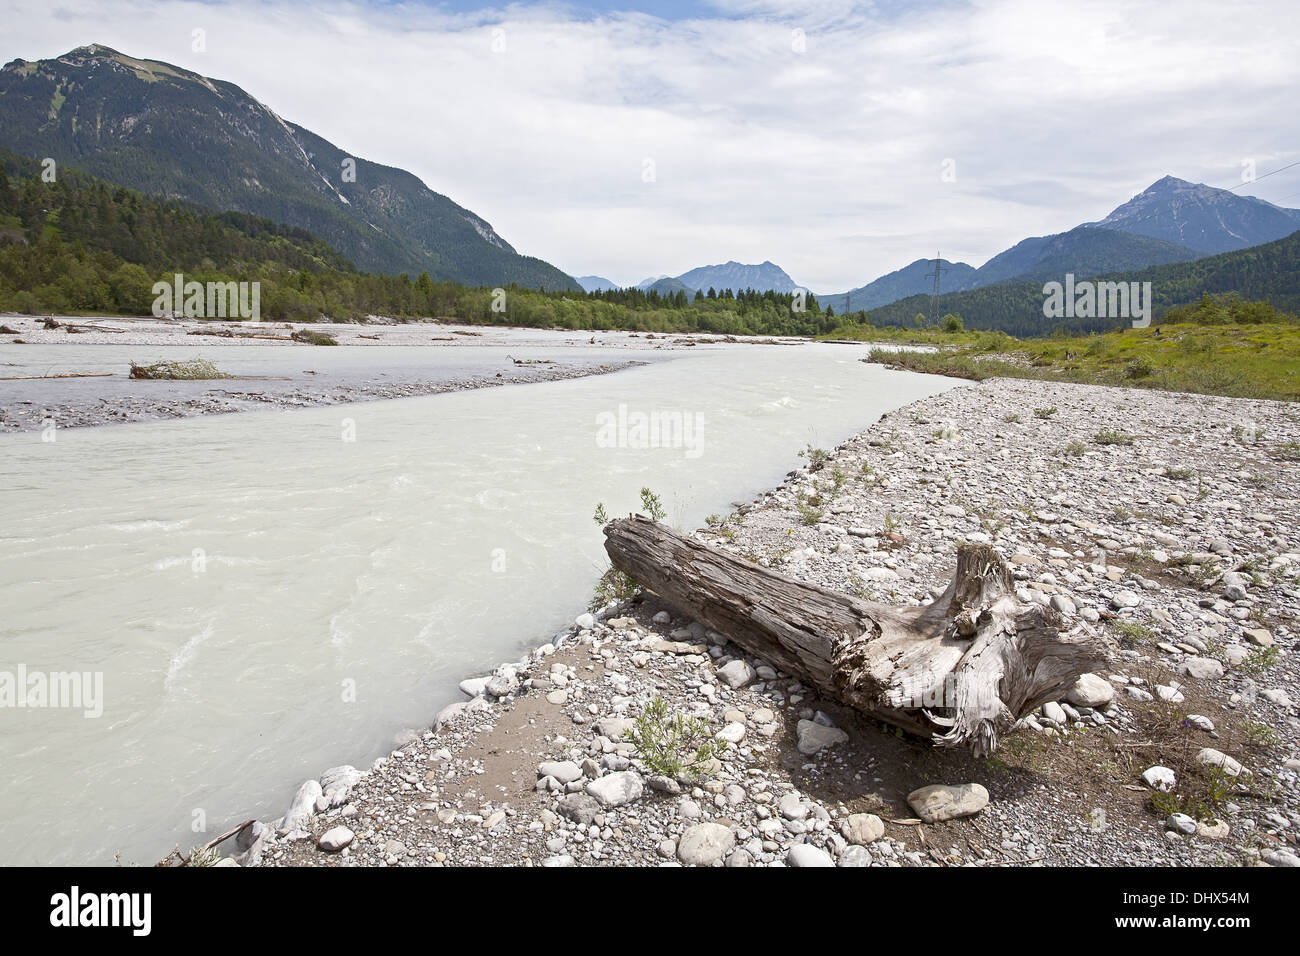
left=576, top=275, right=619, bottom=292
left=675, top=260, right=805, bottom=294
left=968, top=225, right=1199, bottom=288
left=1088, top=175, right=1300, bottom=255
left=820, top=258, right=977, bottom=315
left=855, top=229, right=1300, bottom=336
left=644, top=276, right=693, bottom=297
left=0, top=45, right=579, bottom=290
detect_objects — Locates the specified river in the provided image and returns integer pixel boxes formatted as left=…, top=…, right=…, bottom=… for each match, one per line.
left=0, top=339, right=954, bottom=865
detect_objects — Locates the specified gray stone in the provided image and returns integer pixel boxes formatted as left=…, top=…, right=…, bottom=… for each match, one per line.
left=796, top=719, right=849, bottom=755
left=838, top=845, right=873, bottom=867
left=538, top=760, right=584, bottom=785
left=907, top=783, right=989, bottom=822
left=558, top=793, right=601, bottom=825
left=1065, top=673, right=1115, bottom=708
left=717, top=660, right=757, bottom=689
left=677, top=822, right=735, bottom=866
left=1179, top=657, right=1224, bottom=680
left=1196, top=748, right=1247, bottom=777
left=317, top=826, right=355, bottom=852
left=840, top=812, right=885, bottom=845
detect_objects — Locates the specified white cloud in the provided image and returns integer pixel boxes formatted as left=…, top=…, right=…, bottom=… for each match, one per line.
left=2, top=0, right=1297, bottom=291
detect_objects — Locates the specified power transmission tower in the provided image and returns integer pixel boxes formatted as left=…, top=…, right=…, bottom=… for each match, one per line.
left=925, top=252, right=947, bottom=328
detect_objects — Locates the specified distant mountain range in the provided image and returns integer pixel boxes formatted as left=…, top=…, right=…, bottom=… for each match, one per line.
left=575, top=261, right=809, bottom=296
left=0, top=45, right=579, bottom=291
left=820, top=176, right=1300, bottom=314
left=859, top=229, right=1300, bottom=336
left=674, top=260, right=805, bottom=294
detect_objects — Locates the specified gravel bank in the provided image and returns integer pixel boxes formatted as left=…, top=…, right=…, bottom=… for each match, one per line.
left=211, top=378, right=1300, bottom=868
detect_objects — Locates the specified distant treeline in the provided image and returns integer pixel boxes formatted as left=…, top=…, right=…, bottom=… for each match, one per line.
left=0, top=151, right=839, bottom=336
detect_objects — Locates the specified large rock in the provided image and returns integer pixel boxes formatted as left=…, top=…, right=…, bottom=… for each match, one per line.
left=786, top=843, right=834, bottom=867
left=585, top=771, right=643, bottom=807
left=906, top=783, right=989, bottom=823
left=716, top=660, right=756, bottom=689
left=281, top=779, right=323, bottom=831
left=840, top=813, right=885, bottom=845
left=1065, top=673, right=1115, bottom=708
left=797, top=719, right=849, bottom=755
left=677, top=822, right=735, bottom=866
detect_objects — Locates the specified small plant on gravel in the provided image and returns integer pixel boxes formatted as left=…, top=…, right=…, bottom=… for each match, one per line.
left=882, top=511, right=902, bottom=534
left=1149, top=765, right=1233, bottom=823
left=626, top=696, right=721, bottom=780
left=1059, top=440, right=1087, bottom=458
left=588, top=566, right=638, bottom=614
left=1238, top=646, right=1279, bottom=676
left=1163, top=467, right=1193, bottom=481
left=1240, top=719, right=1281, bottom=749
left=829, top=466, right=847, bottom=494
left=1033, top=407, right=1057, bottom=419
left=1003, top=413, right=1021, bottom=423
left=1112, top=620, right=1155, bottom=646
left=796, top=493, right=824, bottom=526
left=798, top=444, right=830, bottom=471
left=1231, top=423, right=1265, bottom=445
left=1273, top=441, right=1300, bottom=461
left=1093, top=430, right=1136, bottom=446
left=705, top=513, right=722, bottom=527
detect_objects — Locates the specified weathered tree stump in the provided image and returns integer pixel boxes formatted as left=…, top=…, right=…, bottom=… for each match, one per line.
left=604, top=515, right=1110, bottom=755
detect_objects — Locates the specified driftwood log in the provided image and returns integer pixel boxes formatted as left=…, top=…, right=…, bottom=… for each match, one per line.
left=604, top=515, right=1110, bottom=755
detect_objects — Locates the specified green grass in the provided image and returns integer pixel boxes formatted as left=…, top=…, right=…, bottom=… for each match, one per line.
left=867, top=319, right=1300, bottom=402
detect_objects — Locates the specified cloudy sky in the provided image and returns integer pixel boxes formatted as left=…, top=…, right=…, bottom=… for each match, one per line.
left=2, top=0, right=1298, bottom=291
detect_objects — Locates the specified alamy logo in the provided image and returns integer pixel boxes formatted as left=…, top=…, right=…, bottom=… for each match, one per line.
left=50, top=887, right=150, bottom=936
left=152, top=273, right=261, bottom=322
left=596, top=403, right=705, bottom=459
left=1042, top=274, right=1152, bottom=328
left=0, top=665, right=103, bottom=718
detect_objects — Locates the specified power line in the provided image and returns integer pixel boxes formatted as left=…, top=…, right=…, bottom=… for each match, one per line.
left=1224, top=159, right=1300, bottom=191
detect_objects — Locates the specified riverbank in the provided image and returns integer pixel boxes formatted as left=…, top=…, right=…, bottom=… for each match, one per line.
left=0, top=315, right=822, bottom=433
left=192, top=377, right=1299, bottom=867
